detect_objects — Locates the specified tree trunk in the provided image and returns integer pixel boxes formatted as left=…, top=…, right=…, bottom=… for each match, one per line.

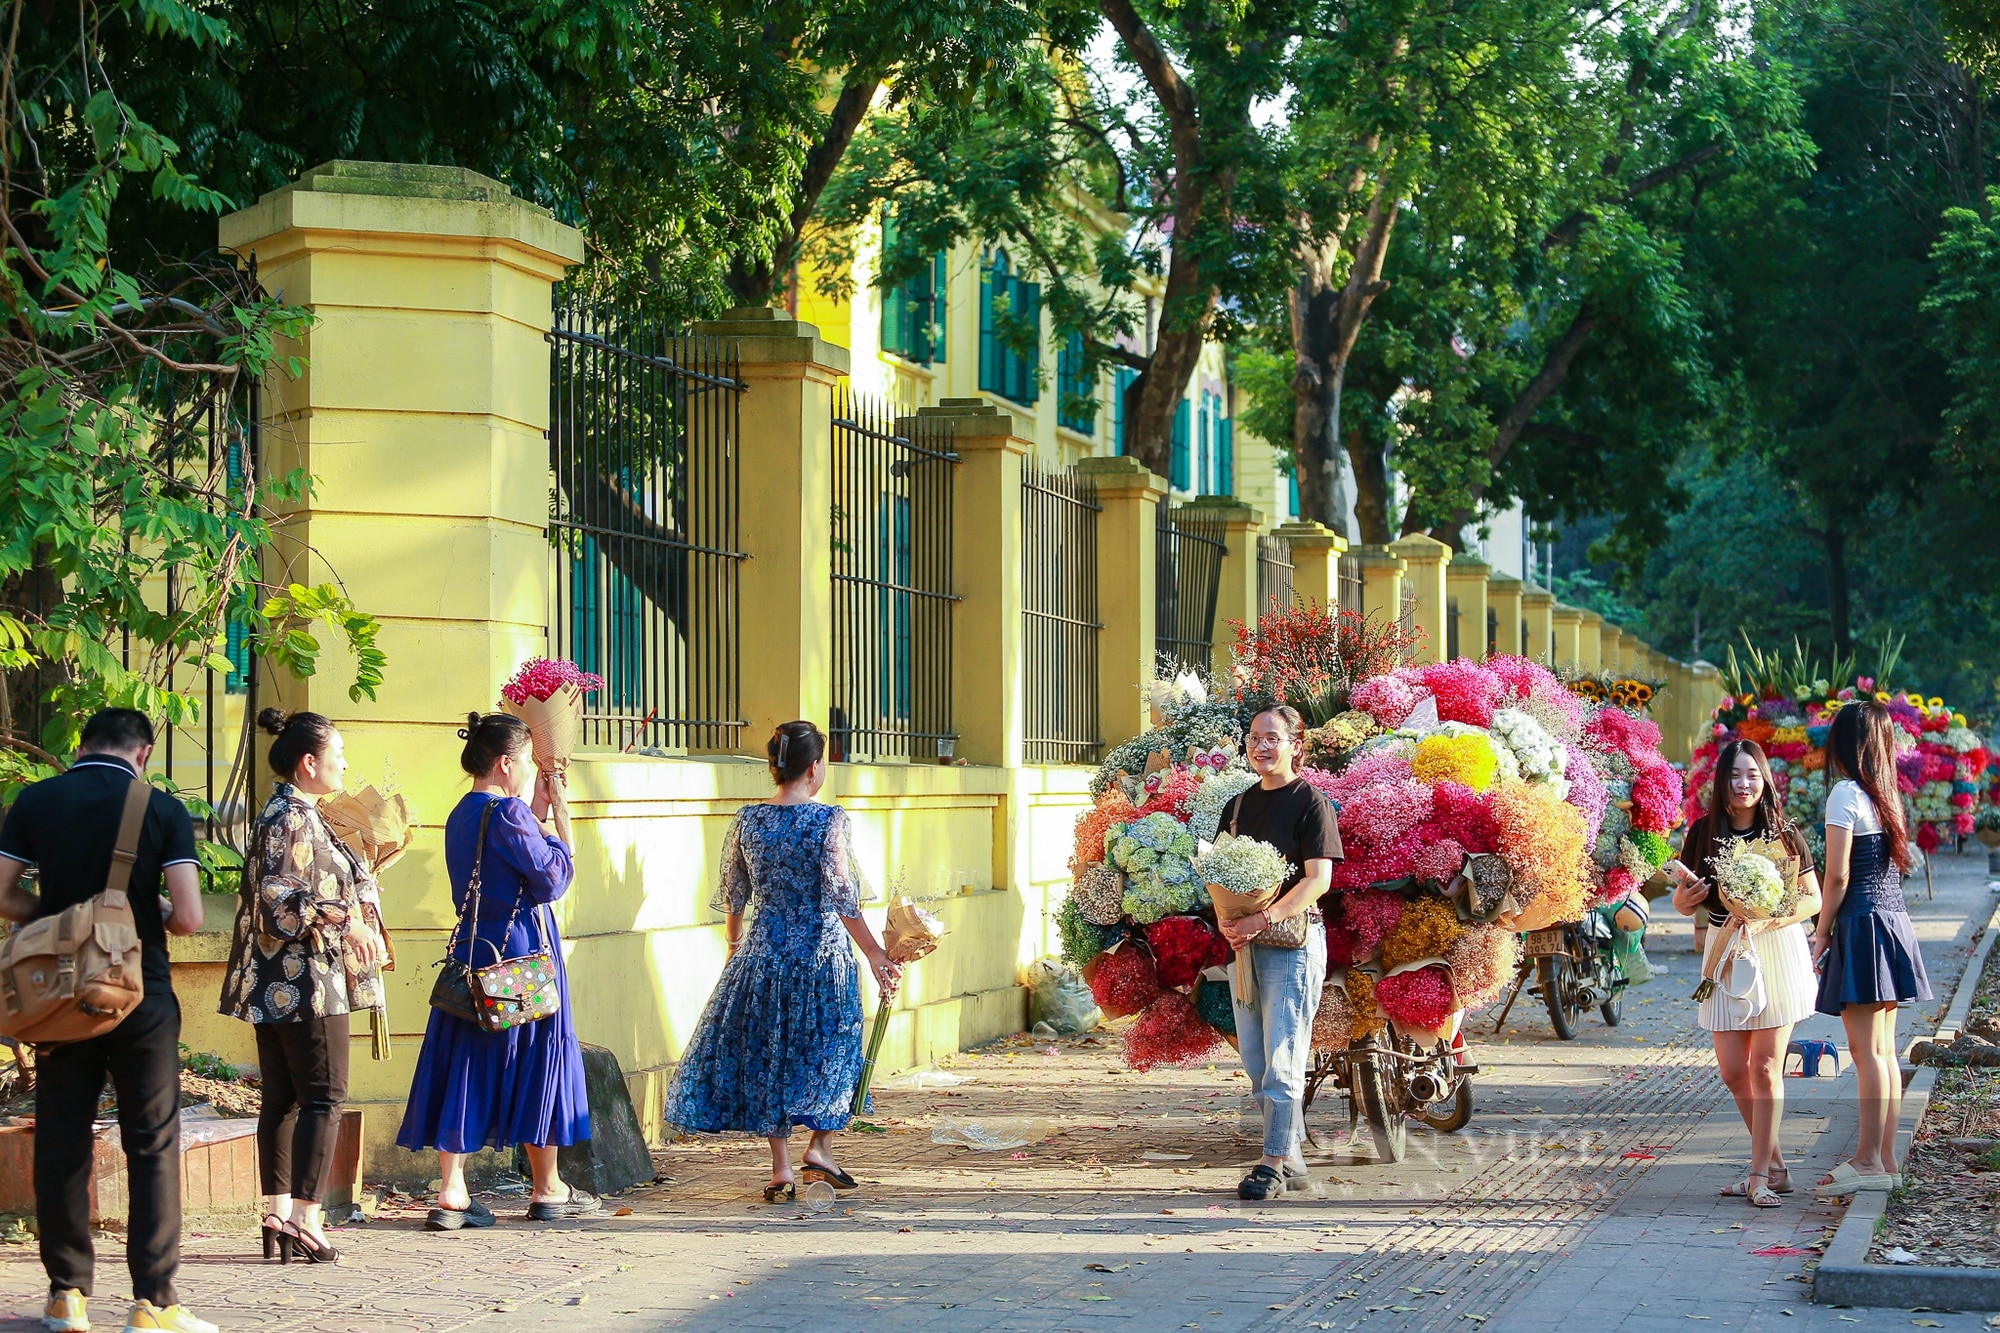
left=724, top=78, right=883, bottom=309
left=1823, top=525, right=1850, bottom=654
left=1345, top=426, right=1393, bottom=544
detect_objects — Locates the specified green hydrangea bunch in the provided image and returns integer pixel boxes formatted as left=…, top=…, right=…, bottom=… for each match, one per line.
left=1109, top=812, right=1203, bottom=923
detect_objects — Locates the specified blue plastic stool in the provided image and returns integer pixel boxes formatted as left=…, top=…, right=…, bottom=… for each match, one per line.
left=1787, top=1038, right=1839, bottom=1077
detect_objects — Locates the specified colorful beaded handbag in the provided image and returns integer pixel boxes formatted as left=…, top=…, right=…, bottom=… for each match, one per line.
left=429, top=798, right=562, bottom=1033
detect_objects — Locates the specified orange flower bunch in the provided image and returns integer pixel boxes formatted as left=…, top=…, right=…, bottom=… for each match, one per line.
left=1070, top=789, right=1139, bottom=882
left=1490, top=779, right=1589, bottom=921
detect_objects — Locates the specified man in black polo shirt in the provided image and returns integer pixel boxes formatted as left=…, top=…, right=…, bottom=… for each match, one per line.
left=0, top=709, right=219, bottom=1333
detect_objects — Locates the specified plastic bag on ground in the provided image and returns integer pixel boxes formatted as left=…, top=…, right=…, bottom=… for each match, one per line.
left=930, top=1114, right=1055, bottom=1151
left=1028, top=958, right=1102, bottom=1035
left=879, top=1066, right=969, bottom=1090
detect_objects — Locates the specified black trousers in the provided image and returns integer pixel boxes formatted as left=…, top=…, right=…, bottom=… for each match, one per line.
left=35, top=990, right=181, bottom=1306
left=254, top=1012, right=350, bottom=1202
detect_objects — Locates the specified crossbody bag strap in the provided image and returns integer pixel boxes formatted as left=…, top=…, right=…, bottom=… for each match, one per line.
left=102, top=777, right=152, bottom=907
left=447, top=800, right=501, bottom=966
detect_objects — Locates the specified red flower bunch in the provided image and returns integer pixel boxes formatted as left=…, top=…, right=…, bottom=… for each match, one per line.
left=1325, top=918, right=1365, bottom=968
left=1419, top=659, right=1504, bottom=728
left=1229, top=603, right=1422, bottom=716
left=1146, top=914, right=1231, bottom=989
left=1350, top=674, right=1422, bottom=728
left=1411, top=838, right=1468, bottom=886
left=1375, top=964, right=1457, bottom=1031
left=1428, top=780, right=1499, bottom=854
left=1138, top=766, right=1204, bottom=820
left=1918, top=823, right=1942, bottom=853
left=1341, top=887, right=1406, bottom=950
left=1585, top=706, right=1663, bottom=762
left=1597, top=865, right=1639, bottom=907
left=1089, top=946, right=1162, bottom=1018
left=1301, top=765, right=1344, bottom=804
left=1335, top=778, right=1434, bottom=851
left=500, top=657, right=605, bottom=705
left=1124, top=991, right=1226, bottom=1070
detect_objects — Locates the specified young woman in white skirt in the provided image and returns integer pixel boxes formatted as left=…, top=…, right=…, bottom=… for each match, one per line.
left=1664, top=739, right=1823, bottom=1209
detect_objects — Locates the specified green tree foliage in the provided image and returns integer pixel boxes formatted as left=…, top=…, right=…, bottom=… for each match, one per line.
left=2, top=0, right=384, bottom=789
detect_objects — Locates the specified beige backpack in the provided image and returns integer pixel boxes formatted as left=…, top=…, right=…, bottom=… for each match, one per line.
left=0, top=778, right=149, bottom=1043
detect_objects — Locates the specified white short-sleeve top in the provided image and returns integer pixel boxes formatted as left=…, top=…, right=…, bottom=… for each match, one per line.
left=1825, top=779, right=1883, bottom=836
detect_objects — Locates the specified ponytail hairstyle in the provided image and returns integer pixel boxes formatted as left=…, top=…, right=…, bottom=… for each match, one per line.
left=1828, top=700, right=1912, bottom=872
left=768, top=720, right=826, bottom=785
left=458, top=711, right=532, bottom=779
left=258, top=708, right=338, bottom=782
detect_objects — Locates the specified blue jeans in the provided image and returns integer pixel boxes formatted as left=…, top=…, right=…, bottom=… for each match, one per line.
left=1229, top=926, right=1328, bottom=1160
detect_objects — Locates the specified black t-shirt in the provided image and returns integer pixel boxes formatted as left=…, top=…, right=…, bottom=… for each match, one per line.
left=1679, top=811, right=1817, bottom=929
left=0, top=755, right=199, bottom=993
left=1218, top=777, right=1345, bottom=897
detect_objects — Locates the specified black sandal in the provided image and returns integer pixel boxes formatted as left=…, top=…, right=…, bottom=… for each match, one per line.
left=424, top=1199, right=497, bottom=1232
left=762, top=1180, right=796, bottom=1204
left=801, top=1158, right=859, bottom=1191
left=1238, top=1164, right=1284, bottom=1201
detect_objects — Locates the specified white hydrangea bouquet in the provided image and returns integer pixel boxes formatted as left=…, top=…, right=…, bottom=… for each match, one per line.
left=1191, top=831, right=1293, bottom=1007
left=1694, top=837, right=1802, bottom=1002
left=1108, top=812, right=1205, bottom=923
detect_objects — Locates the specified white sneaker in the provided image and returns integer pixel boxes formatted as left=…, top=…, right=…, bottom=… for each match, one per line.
left=44, top=1289, right=88, bottom=1332
left=121, top=1302, right=217, bottom=1333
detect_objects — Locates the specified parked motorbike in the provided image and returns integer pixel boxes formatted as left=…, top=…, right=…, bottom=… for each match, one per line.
left=1492, top=913, right=1626, bottom=1040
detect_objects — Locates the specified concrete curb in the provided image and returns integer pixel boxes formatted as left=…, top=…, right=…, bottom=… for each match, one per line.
left=1814, top=897, right=2000, bottom=1310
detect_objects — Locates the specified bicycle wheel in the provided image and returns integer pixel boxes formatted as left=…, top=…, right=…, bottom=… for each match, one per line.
left=1355, top=1044, right=1407, bottom=1163
left=1539, top=954, right=1580, bottom=1041
left=1418, top=1079, right=1473, bottom=1133
left=1600, top=957, right=1625, bottom=1027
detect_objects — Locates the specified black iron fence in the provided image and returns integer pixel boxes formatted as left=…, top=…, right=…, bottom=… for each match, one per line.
left=548, top=300, right=747, bottom=752
left=1337, top=553, right=1364, bottom=614
left=1022, top=465, right=1101, bottom=765
left=1257, top=534, right=1294, bottom=614
left=1155, top=504, right=1226, bottom=673
left=830, top=390, right=959, bottom=762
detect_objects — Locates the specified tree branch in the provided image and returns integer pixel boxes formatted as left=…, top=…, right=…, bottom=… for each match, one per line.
left=1542, top=142, right=1729, bottom=250
left=1099, top=0, right=1198, bottom=142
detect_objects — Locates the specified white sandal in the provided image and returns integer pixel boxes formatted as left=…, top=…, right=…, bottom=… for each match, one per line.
left=1745, top=1172, right=1781, bottom=1208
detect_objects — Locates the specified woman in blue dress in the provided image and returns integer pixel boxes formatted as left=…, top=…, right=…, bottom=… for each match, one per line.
left=398, top=713, right=600, bottom=1229
left=663, top=720, right=903, bottom=1202
left=1811, top=699, right=1933, bottom=1199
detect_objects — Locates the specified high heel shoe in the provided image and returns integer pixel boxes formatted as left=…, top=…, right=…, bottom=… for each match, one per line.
left=762, top=1179, right=796, bottom=1204
left=800, top=1158, right=859, bottom=1191
left=261, top=1214, right=286, bottom=1263
left=280, top=1222, right=342, bottom=1264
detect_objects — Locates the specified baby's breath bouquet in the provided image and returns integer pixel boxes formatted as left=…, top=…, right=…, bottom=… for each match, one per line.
left=1693, top=837, right=1802, bottom=1002
left=1191, top=832, right=1294, bottom=1007
left=1108, top=813, right=1204, bottom=924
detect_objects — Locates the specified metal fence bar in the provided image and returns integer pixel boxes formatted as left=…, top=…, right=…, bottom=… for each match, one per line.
left=548, top=300, right=747, bottom=752
left=829, top=389, right=959, bottom=762
left=1447, top=598, right=1461, bottom=659
left=1155, top=504, right=1226, bottom=674
left=1257, top=534, right=1295, bottom=614
left=1337, top=553, right=1364, bottom=615
left=1022, top=465, right=1101, bottom=765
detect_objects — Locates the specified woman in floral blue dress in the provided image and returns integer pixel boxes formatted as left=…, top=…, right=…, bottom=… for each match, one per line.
left=662, top=721, right=902, bottom=1201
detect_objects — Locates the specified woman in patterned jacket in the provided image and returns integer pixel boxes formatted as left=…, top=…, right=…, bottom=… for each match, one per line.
left=220, top=709, right=386, bottom=1264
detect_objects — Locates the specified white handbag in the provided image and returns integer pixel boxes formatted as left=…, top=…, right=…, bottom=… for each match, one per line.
left=1714, top=933, right=1768, bottom=1026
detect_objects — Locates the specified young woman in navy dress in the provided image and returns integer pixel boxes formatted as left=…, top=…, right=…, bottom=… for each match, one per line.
left=662, top=721, right=903, bottom=1202
left=1811, top=700, right=1932, bottom=1198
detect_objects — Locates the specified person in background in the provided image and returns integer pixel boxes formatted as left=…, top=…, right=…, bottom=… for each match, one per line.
left=398, top=713, right=596, bottom=1229
left=1811, top=700, right=1932, bottom=1198
left=1216, top=704, right=1343, bottom=1202
left=219, top=709, right=386, bottom=1264
left=0, top=709, right=218, bottom=1333
left=1665, top=738, right=1822, bottom=1208
left=662, top=721, right=902, bottom=1203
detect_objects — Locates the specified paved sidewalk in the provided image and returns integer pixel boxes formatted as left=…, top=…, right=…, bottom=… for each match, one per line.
left=1, top=846, right=1990, bottom=1333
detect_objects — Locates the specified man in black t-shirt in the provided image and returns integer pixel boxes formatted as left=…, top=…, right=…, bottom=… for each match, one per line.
left=0, top=709, right=218, bottom=1333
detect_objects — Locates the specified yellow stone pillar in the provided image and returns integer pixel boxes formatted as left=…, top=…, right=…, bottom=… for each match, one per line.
left=693, top=307, right=848, bottom=753
left=1077, top=456, right=1164, bottom=749
left=914, top=399, right=1029, bottom=768
left=1354, top=546, right=1407, bottom=626
left=1445, top=558, right=1491, bottom=662
left=1601, top=624, right=1626, bottom=676
left=1550, top=604, right=1584, bottom=670
left=1487, top=574, right=1525, bottom=658
left=1522, top=586, right=1556, bottom=664
left=220, top=161, right=583, bottom=1168
left=1576, top=610, right=1604, bottom=674
left=1388, top=534, right=1453, bottom=665
left=1273, top=521, right=1346, bottom=612
left=1184, top=498, right=1264, bottom=674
